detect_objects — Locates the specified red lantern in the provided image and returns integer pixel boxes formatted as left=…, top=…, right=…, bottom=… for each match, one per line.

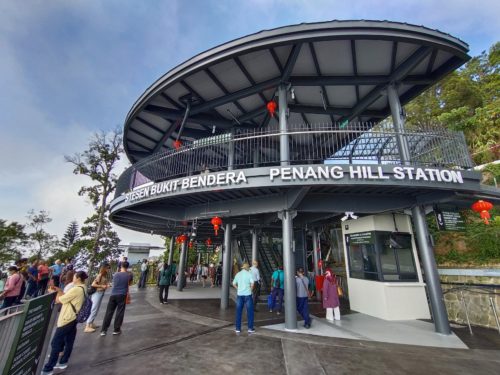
left=266, top=100, right=277, bottom=117
left=189, top=241, right=194, bottom=249
left=211, top=216, right=223, bottom=236
left=173, top=140, right=182, bottom=150
left=471, top=200, right=494, bottom=224
left=205, top=238, right=212, bottom=247
left=176, top=234, right=188, bottom=244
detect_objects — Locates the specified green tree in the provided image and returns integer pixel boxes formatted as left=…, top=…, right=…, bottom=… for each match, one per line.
left=26, top=210, right=58, bottom=260
left=406, top=42, right=500, bottom=164
left=0, top=220, right=27, bottom=265
left=60, top=220, right=80, bottom=250
left=65, top=129, right=124, bottom=268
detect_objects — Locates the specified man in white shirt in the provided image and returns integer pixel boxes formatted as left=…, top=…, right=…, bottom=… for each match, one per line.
left=250, top=260, right=261, bottom=311
left=138, top=259, right=149, bottom=289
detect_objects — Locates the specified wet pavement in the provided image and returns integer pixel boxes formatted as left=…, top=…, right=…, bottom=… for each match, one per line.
left=53, top=284, right=500, bottom=375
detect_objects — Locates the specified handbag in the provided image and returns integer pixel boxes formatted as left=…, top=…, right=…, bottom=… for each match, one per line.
left=299, top=278, right=313, bottom=298
left=126, top=291, right=131, bottom=304
left=337, top=285, right=343, bottom=297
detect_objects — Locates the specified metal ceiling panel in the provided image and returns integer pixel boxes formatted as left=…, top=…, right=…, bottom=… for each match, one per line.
left=291, top=44, right=317, bottom=75
left=238, top=50, right=282, bottom=82
left=432, top=50, right=454, bottom=73
left=315, top=40, right=353, bottom=75
left=210, top=59, right=250, bottom=92
left=184, top=70, right=225, bottom=101
left=356, top=40, right=393, bottom=75
left=326, top=86, right=357, bottom=108
left=395, top=42, right=420, bottom=69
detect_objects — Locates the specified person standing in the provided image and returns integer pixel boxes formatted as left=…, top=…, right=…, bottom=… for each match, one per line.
left=100, top=261, right=132, bottom=336
left=138, top=259, right=149, bottom=289
left=323, top=268, right=341, bottom=321
left=215, top=262, right=223, bottom=287
left=158, top=263, right=172, bottom=304
left=50, top=259, right=64, bottom=288
left=26, top=260, right=39, bottom=298
left=84, top=266, right=110, bottom=333
left=270, top=265, right=284, bottom=314
left=37, top=261, right=50, bottom=296
left=41, top=271, right=88, bottom=375
left=295, top=267, right=312, bottom=328
left=0, top=266, right=23, bottom=308
left=250, top=260, right=261, bottom=310
left=232, top=262, right=255, bottom=334
left=201, top=264, right=209, bottom=288
left=209, top=263, right=216, bottom=287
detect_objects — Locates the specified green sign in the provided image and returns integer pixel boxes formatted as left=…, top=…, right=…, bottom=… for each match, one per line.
left=435, top=209, right=466, bottom=231
left=2, top=293, right=56, bottom=375
left=349, top=231, right=373, bottom=245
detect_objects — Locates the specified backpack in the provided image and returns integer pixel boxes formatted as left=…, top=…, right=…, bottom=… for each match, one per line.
left=70, top=286, right=93, bottom=323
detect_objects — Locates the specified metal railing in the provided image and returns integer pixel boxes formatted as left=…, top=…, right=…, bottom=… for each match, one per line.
left=116, top=122, right=473, bottom=198
left=0, top=305, right=24, bottom=368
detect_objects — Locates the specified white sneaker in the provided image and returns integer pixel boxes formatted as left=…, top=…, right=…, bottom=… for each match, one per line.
left=54, top=363, right=68, bottom=370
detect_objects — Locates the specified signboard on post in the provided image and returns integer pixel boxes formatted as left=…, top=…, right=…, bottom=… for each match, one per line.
left=2, top=293, right=56, bottom=375
left=434, top=209, right=466, bottom=231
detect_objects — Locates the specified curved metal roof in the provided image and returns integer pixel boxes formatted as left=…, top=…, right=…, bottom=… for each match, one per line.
left=123, top=20, right=470, bottom=163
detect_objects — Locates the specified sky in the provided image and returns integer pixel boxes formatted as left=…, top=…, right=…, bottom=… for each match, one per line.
left=1, top=0, right=499, bottom=250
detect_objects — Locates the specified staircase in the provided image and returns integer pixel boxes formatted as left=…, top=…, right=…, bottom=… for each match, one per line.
left=236, top=232, right=282, bottom=294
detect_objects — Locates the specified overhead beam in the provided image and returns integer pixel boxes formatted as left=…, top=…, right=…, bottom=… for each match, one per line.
left=144, top=105, right=235, bottom=129
left=342, top=46, right=432, bottom=122
left=290, top=75, right=434, bottom=86
left=281, top=43, right=302, bottom=82
left=288, top=104, right=386, bottom=118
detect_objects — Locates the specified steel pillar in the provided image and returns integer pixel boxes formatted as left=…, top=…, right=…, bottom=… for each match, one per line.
left=278, top=84, right=290, bottom=166
left=412, top=205, right=451, bottom=335
left=228, top=130, right=235, bottom=170
left=279, top=210, right=297, bottom=330
left=220, top=223, right=233, bottom=309
left=387, top=84, right=411, bottom=164
left=197, top=251, right=201, bottom=266
left=312, top=229, right=321, bottom=301
left=167, top=236, right=175, bottom=265
left=177, top=240, right=188, bottom=291
left=251, top=229, right=258, bottom=263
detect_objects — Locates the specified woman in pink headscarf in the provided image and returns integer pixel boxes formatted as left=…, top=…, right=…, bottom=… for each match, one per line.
left=323, top=268, right=340, bottom=321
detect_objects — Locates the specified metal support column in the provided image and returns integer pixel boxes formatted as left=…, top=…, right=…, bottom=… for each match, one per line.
left=228, top=130, right=235, bottom=171
left=251, top=229, right=258, bottom=263
left=197, top=251, right=201, bottom=265
left=278, top=84, right=290, bottom=166
left=221, top=223, right=233, bottom=309
left=177, top=240, right=188, bottom=291
left=167, top=236, right=175, bottom=265
left=312, top=229, right=321, bottom=301
left=387, top=84, right=411, bottom=164
left=412, top=205, right=451, bottom=334
left=279, top=210, right=297, bottom=330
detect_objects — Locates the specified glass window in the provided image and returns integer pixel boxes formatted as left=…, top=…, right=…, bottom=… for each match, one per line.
left=346, top=231, right=418, bottom=282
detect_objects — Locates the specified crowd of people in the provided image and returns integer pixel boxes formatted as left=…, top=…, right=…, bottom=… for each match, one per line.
left=1, top=254, right=342, bottom=373
left=0, top=258, right=77, bottom=309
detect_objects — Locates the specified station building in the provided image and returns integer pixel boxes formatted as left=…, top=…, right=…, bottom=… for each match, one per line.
left=109, top=21, right=500, bottom=333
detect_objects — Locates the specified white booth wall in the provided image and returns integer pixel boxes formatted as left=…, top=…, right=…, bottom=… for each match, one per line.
left=342, top=214, right=431, bottom=320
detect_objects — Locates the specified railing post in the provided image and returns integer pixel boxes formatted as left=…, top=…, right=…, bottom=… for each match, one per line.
left=227, top=130, right=235, bottom=171
left=278, top=84, right=290, bottom=166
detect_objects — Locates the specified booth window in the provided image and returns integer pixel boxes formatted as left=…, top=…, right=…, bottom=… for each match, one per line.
left=346, top=231, right=417, bottom=282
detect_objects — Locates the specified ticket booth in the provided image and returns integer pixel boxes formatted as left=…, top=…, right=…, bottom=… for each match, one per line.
left=342, top=214, right=431, bottom=320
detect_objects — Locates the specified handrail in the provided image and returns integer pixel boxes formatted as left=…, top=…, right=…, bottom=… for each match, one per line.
left=116, top=123, right=473, bottom=198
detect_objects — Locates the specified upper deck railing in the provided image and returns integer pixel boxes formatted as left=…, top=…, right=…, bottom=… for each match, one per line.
left=115, top=122, right=473, bottom=199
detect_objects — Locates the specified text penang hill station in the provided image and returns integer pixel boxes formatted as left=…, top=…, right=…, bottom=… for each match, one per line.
left=109, top=20, right=500, bottom=334
left=125, top=165, right=468, bottom=203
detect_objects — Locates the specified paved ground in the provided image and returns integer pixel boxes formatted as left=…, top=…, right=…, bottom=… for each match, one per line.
left=53, top=284, right=500, bottom=375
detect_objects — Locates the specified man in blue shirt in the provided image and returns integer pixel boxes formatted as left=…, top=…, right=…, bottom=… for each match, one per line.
left=232, top=262, right=255, bottom=334
left=50, top=259, right=64, bottom=287
left=100, top=261, right=133, bottom=336
left=270, top=265, right=285, bottom=314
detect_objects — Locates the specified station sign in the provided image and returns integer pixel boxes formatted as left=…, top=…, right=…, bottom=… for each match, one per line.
left=124, top=165, right=465, bottom=204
